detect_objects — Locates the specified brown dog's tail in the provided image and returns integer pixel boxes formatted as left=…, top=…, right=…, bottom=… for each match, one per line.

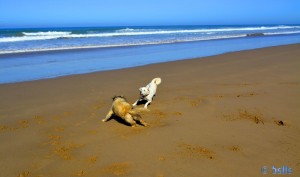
left=129, top=107, right=149, bottom=115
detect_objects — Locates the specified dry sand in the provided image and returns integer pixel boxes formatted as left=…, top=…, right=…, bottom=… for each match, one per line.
left=0, top=44, right=300, bottom=177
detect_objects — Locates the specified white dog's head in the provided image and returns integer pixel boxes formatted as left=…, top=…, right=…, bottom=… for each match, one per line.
left=139, top=87, right=150, bottom=96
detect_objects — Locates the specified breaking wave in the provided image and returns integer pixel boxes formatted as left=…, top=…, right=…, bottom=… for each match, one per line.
left=1, top=25, right=300, bottom=43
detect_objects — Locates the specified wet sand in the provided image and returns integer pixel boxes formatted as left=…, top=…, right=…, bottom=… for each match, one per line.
left=0, top=44, right=300, bottom=177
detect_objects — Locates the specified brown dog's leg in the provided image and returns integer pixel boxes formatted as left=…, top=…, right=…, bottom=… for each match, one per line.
left=133, top=114, right=148, bottom=127
left=102, top=109, right=113, bottom=122
left=124, top=113, right=137, bottom=127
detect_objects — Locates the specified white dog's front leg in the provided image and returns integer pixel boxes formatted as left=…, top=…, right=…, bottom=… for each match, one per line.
left=144, top=101, right=151, bottom=108
left=132, top=99, right=139, bottom=107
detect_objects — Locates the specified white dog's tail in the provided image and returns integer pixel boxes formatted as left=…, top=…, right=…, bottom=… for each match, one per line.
left=152, top=78, right=162, bottom=85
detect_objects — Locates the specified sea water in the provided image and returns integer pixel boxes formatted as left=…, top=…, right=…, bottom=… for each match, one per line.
left=0, top=25, right=300, bottom=84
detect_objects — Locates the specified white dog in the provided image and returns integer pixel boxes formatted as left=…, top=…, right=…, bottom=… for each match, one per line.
left=133, top=78, right=162, bottom=108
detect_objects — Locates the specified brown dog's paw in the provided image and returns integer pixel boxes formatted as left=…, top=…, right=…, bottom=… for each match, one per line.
left=142, top=122, right=150, bottom=127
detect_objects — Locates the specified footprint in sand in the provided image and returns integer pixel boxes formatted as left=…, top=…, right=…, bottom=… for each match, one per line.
left=190, top=98, right=202, bottom=107
left=236, top=92, right=258, bottom=98
left=173, top=112, right=182, bottom=116
left=54, top=127, right=65, bottom=132
left=86, top=156, right=98, bottom=164
left=1, top=124, right=19, bottom=133
left=274, top=120, right=287, bottom=126
left=213, top=95, right=224, bottom=99
left=74, top=170, right=87, bottom=176
left=238, top=109, right=264, bottom=124
left=54, top=145, right=72, bottom=160
left=33, top=115, right=46, bottom=124
left=178, top=143, right=215, bottom=159
left=19, top=120, right=29, bottom=128
left=100, top=162, right=131, bottom=176
left=42, top=134, right=62, bottom=146
left=156, top=174, right=165, bottom=177
left=149, top=110, right=184, bottom=126
left=173, top=96, right=203, bottom=107
left=149, top=111, right=167, bottom=127
left=222, top=109, right=264, bottom=124
left=228, top=145, right=241, bottom=152
left=53, top=142, right=83, bottom=160
left=18, top=171, right=30, bottom=177
left=152, top=110, right=167, bottom=118
left=0, top=125, right=9, bottom=132
left=158, top=156, right=166, bottom=161
left=45, top=133, right=83, bottom=160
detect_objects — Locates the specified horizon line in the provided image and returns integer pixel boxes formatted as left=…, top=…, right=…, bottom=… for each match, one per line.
left=1, top=23, right=300, bottom=30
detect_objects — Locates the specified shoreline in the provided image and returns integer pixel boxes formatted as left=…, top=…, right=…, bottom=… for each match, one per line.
left=1, top=33, right=300, bottom=84
left=0, top=44, right=300, bottom=177
left=0, top=43, right=299, bottom=86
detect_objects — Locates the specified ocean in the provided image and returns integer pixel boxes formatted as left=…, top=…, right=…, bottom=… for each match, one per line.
left=1, top=25, right=300, bottom=84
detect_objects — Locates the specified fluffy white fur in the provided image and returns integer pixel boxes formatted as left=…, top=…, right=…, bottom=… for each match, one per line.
left=133, top=78, right=162, bottom=108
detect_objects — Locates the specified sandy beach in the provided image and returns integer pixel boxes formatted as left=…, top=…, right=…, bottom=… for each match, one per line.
left=1, top=44, right=300, bottom=177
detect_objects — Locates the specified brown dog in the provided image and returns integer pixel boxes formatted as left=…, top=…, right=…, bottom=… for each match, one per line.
left=102, top=96, right=148, bottom=127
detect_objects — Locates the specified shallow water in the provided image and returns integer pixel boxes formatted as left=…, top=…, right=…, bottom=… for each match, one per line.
left=0, top=33, right=300, bottom=84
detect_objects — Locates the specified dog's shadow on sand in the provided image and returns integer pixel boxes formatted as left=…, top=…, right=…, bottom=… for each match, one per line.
left=134, top=100, right=150, bottom=106
left=106, top=115, right=146, bottom=127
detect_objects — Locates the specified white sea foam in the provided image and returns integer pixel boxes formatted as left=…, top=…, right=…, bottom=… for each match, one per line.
left=22, top=31, right=72, bottom=36
left=0, top=31, right=72, bottom=42
left=264, top=30, right=300, bottom=35
left=1, top=26, right=300, bottom=43
left=0, top=36, right=61, bottom=42
left=0, top=34, right=246, bottom=54
left=116, top=28, right=136, bottom=32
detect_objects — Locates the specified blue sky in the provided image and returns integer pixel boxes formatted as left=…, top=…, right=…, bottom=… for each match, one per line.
left=0, top=0, right=299, bottom=28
